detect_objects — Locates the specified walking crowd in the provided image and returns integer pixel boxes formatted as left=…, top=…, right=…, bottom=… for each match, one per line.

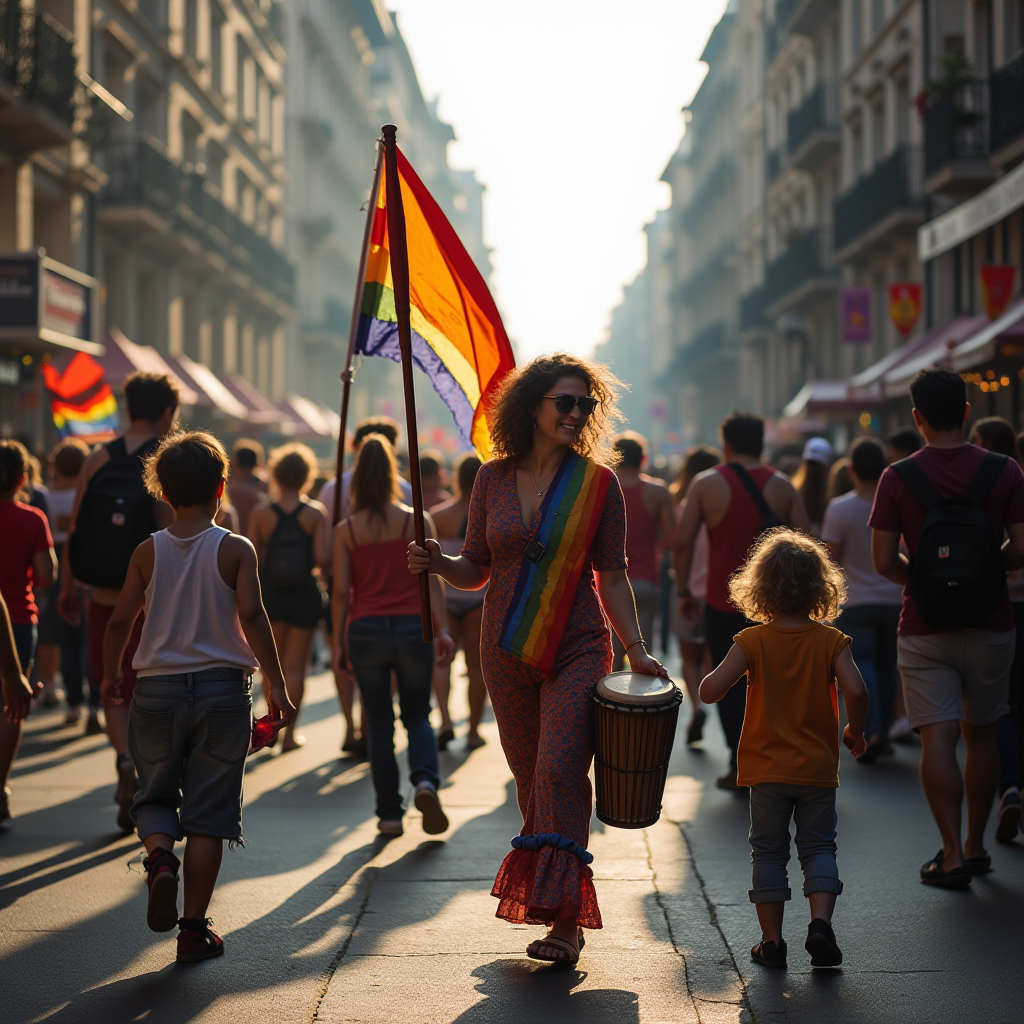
left=2, top=356, right=1022, bottom=975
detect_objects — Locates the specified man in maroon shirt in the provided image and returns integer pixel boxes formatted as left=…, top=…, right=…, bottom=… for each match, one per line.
left=871, top=367, right=1024, bottom=887
left=675, top=412, right=809, bottom=789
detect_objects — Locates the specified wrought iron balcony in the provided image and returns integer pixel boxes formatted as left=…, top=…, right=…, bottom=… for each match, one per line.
left=991, top=50, right=1024, bottom=155
left=0, top=0, right=76, bottom=151
left=763, top=227, right=837, bottom=314
left=787, top=82, right=840, bottom=168
left=100, top=136, right=295, bottom=306
left=833, top=144, right=925, bottom=257
left=923, top=81, right=992, bottom=189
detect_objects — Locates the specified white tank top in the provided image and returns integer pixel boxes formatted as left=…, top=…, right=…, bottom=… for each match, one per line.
left=133, top=526, right=258, bottom=677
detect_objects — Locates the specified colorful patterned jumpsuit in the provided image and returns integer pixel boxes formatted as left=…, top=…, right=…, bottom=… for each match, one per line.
left=461, top=459, right=626, bottom=929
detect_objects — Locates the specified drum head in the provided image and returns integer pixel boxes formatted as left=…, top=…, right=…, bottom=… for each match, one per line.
left=596, top=670, right=680, bottom=705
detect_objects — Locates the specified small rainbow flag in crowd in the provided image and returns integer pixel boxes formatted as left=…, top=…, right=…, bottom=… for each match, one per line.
left=42, top=352, right=119, bottom=442
left=356, top=146, right=514, bottom=459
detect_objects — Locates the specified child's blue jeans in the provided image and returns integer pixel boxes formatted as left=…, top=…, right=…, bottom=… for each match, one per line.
left=748, top=783, right=843, bottom=903
left=129, top=668, right=252, bottom=843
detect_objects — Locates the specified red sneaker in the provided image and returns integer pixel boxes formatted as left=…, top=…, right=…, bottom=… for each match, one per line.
left=176, top=918, right=225, bottom=962
left=143, top=847, right=180, bottom=932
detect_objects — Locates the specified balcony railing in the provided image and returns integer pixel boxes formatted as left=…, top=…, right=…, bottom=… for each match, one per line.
left=924, top=81, right=990, bottom=178
left=991, top=50, right=1024, bottom=154
left=0, top=0, right=76, bottom=123
left=763, top=227, right=836, bottom=310
left=100, top=136, right=295, bottom=306
left=833, top=144, right=924, bottom=254
left=787, top=81, right=840, bottom=157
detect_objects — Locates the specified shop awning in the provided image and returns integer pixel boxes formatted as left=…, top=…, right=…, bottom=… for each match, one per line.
left=221, top=373, right=290, bottom=427
left=102, top=328, right=201, bottom=406
left=782, top=379, right=876, bottom=420
left=166, top=354, right=249, bottom=420
left=276, top=395, right=335, bottom=438
left=948, top=298, right=1024, bottom=371
left=864, top=314, right=989, bottom=399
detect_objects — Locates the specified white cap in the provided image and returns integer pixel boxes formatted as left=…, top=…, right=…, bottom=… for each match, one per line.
left=802, top=437, right=833, bottom=465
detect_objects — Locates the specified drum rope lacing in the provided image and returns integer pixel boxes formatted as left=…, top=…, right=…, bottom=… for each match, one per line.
left=510, top=833, right=594, bottom=865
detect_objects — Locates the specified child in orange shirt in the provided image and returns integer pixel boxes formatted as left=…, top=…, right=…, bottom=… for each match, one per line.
left=700, top=528, right=868, bottom=971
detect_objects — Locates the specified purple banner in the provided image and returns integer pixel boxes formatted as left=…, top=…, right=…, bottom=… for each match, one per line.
left=840, top=287, right=873, bottom=344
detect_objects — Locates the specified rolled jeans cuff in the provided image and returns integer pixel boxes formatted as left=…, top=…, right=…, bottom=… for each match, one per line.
left=803, top=875, right=843, bottom=897
left=134, top=807, right=185, bottom=844
left=748, top=885, right=792, bottom=903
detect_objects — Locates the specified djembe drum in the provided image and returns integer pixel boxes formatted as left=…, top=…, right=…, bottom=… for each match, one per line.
left=593, top=671, right=683, bottom=829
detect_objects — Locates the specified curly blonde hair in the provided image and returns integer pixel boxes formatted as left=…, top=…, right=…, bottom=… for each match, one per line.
left=489, top=353, right=624, bottom=466
left=728, top=528, right=846, bottom=623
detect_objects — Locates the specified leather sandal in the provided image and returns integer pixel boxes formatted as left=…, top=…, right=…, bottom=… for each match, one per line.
left=526, top=931, right=582, bottom=966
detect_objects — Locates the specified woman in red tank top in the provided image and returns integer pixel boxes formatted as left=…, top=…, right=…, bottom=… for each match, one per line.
left=331, top=434, right=454, bottom=837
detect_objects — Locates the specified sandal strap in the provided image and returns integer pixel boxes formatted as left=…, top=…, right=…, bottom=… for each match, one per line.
left=532, top=934, right=579, bottom=959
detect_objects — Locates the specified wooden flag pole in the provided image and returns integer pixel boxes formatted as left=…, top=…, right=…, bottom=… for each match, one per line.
left=381, top=123, right=433, bottom=642
left=333, top=142, right=384, bottom=528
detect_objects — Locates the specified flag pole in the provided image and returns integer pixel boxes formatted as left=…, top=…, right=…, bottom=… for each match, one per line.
left=381, top=123, right=433, bottom=642
left=333, top=141, right=384, bottom=528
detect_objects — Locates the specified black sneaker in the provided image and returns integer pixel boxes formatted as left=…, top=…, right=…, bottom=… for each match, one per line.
left=920, top=849, right=972, bottom=889
left=686, top=709, right=706, bottom=746
left=751, top=937, right=787, bottom=969
left=805, top=918, right=842, bottom=967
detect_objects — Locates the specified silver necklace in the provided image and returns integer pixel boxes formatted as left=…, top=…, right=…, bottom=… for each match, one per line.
left=528, top=460, right=554, bottom=496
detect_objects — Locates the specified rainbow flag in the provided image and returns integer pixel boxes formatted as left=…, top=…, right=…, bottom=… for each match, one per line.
left=43, top=352, right=119, bottom=442
left=357, top=147, right=514, bottom=459
left=499, top=452, right=613, bottom=676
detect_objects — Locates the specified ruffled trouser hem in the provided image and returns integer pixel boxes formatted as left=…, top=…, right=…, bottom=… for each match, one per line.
left=490, top=847, right=603, bottom=929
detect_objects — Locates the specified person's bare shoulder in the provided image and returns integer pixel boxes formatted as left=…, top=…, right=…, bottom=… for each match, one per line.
left=431, top=499, right=465, bottom=536
left=80, top=442, right=110, bottom=483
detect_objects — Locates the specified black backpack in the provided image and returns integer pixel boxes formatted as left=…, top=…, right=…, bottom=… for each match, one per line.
left=263, top=504, right=314, bottom=587
left=729, top=463, right=784, bottom=533
left=892, top=452, right=1008, bottom=629
left=68, top=437, right=160, bottom=588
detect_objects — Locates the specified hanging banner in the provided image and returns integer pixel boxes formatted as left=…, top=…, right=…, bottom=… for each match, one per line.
left=888, top=282, right=922, bottom=337
left=840, top=287, right=873, bottom=343
left=979, top=265, right=1017, bottom=321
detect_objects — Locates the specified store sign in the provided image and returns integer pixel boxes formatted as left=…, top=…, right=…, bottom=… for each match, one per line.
left=0, top=258, right=39, bottom=327
left=919, top=160, right=1024, bottom=262
left=840, top=287, right=873, bottom=343
left=0, top=356, right=20, bottom=387
left=41, top=267, right=90, bottom=340
left=979, top=265, right=1016, bottom=321
left=888, top=282, right=922, bottom=337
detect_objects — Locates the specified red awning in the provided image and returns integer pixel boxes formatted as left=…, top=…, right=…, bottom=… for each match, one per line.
left=166, top=354, right=249, bottom=420
left=949, top=298, right=1024, bottom=370
left=101, top=328, right=201, bottom=406
left=221, top=373, right=290, bottom=427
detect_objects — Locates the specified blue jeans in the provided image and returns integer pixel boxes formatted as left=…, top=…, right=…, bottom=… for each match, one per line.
left=129, top=668, right=252, bottom=843
left=348, top=615, right=439, bottom=820
left=837, top=604, right=901, bottom=740
left=748, top=783, right=843, bottom=903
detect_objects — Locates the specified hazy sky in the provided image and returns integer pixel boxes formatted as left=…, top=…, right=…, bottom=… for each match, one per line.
left=392, top=0, right=730, bottom=361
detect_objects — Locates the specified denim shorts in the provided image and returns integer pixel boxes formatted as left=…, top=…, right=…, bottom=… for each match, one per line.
left=129, top=668, right=252, bottom=843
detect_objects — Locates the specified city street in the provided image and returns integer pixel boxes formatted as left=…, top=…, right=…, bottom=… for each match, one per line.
left=1, top=664, right=1020, bottom=1024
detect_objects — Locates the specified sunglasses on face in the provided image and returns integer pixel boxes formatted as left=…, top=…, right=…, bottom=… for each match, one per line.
left=543, top=394, right=599, bottom=416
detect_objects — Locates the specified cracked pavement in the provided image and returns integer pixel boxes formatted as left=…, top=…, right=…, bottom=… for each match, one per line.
left=1, top=665, right=1019, bottom=1023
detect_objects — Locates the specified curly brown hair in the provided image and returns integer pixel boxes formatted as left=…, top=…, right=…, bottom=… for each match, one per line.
left=728, top=528, right=846, bottom=623
left=488, top=353, right=623, bottom=466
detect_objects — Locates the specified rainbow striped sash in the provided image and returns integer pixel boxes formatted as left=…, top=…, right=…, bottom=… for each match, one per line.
left=499, top=452, right=613, bottom=676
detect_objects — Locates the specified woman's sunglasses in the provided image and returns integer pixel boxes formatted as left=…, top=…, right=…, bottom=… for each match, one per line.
left=544, top=394, right=599, bottom=416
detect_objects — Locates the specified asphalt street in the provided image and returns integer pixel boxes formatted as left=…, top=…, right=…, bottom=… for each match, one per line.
left=1, top=661, right=1020, bottom=1024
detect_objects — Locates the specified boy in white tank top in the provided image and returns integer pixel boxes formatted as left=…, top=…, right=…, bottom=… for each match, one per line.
left=101, top=431, right=294, bottom=963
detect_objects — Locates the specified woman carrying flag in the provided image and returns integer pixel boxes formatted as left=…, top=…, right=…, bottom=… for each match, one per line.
left=408, top=352, right=668, bottom=966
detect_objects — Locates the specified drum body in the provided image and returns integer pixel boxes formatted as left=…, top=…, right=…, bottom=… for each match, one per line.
left=593, top=671, right=683, bottom=829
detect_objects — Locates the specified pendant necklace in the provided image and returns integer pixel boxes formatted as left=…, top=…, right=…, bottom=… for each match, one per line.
left=528, top=460, right=554, bottom=496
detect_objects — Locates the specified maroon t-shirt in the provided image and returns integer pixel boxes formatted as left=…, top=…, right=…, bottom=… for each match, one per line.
left=869, top=444, right=1024, bottom=635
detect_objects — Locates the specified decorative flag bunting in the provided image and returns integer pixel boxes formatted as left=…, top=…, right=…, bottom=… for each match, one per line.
left=356, top=146, right=514, bottom=459
left=840, top=287, right=873, bottom=344
left=42, top=351, right=119, bottom=441
left=888, top=282, right=922, bottom=337
left=980, top=265, right=1017, bottom=321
